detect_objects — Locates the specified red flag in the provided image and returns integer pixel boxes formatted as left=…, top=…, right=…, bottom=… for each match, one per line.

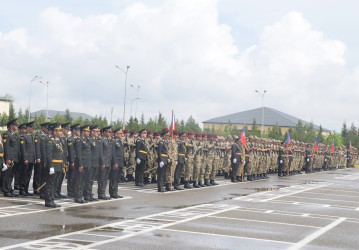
left=314, top=136, right=319, bottom=152
left=331, top=138, right=335, bottom=152
left=240, top=126, right=246, bottom=147
left=350, top=141, right=352, bottom=150
left=285, top=132, right=291, bottom=149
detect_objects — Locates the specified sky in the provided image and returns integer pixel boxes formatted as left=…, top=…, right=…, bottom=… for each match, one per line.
left=0, top=0, right=358, bottom=131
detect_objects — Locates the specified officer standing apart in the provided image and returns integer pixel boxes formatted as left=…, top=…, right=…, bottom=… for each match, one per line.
left=98, top=126, right=114, bottom=200
left=135, top=129, right=148, bottom=186
left=231, top=137, right=242, bottom=182
left=45, top=124, right=64, bottom=208
left=110, top=128, right=125, bottom=198
left=157, top=128, right=170, bottom=192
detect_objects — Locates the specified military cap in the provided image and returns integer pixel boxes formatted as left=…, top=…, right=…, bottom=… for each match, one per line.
left=153, top=132, right=159, bottom=136
left=102, top=126, right=112, bottom=132
left=147, top=130, right=152, bottom=135
left=80, top=124, right=90, bottom=131
left=179, top=131, right=186, bottom=137
left=123, top=129, right=129, bottom=134
left=48, top=123, right=54, bottom=131
left=214, top=134, right=218, bottom=138
left=61, top=122, right=70, bottom=130
left=138, top=129, right=146, bottom=134
left=90, top=125, right=100, bottom=131
left=160, top=128, right=169, bottom=136
left=52, top=123, right=62, bottom=131
left=114, top=128, right=123, bottom=134
left=195, top=132, right=201, bottom=137
left=26, top=121, right=36, bottom=129
left=70, top=123, right=80, bottom=130
left=207, top=134, right=212, bottom=139
left=40, top=122, right=50, bottom=129
left=130, top=130, right=136, bottom=135
left=7, top=118, right=19, bottom=126
left=202, top=133, right=207, bottom=137
left=19, top=123, right=27, bottom=130
left=188, top=131, right=194, bottom=135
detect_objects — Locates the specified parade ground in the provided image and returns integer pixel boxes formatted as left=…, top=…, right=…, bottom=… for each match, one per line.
left=1, top=168, right=359, bottom=250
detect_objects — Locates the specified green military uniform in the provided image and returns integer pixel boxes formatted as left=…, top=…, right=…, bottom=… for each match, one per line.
left=110, top=128, right=125, bottom=198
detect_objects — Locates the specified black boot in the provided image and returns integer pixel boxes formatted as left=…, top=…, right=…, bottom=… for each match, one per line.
left=165, top=183, right=174, bottom=191
left=210, top=180, right=218, bottom=185
left=144, top=177, right=150, bottom=184
left=198, top=181, right=205, bottom=187
left=184, top=181, right=193, bottom=189
left=174, top=185, right=184, bottom=190
left=204, top=179, right=211, bottom=186
left=151, top=177, right=157, bottom=183
left=180, top=177, right=185, bottom=184
left=193, top=181, right=200, bottom=188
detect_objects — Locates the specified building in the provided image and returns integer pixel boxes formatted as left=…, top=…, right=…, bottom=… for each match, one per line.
left=31, top=110, right=94, bottom=121
left=203, top=107, right=331, bottom=136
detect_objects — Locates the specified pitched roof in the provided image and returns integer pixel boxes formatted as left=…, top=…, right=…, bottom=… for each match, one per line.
left=31, top=110, right=94, bottom=121
left=203, top=107, right=330, bottom=132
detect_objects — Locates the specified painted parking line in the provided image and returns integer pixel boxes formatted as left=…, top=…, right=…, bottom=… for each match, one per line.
left=2, top=204, right=238, bottom=249
left=287, top=217, right=346, bottom=250
left=0, top=196, right=132, bottom=218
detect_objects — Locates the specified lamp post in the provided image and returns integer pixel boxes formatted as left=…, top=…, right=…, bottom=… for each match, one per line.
left=115, top=65, right=130, bottom=129
left=40, top=81, right=50, bottom=120
left=130, top=84, right=141, bottom=119
left=130, top=97, right=141, bottom=118
left=28, top=76, right=42, bottom=122
left=255, top=90, right=266, bottom=137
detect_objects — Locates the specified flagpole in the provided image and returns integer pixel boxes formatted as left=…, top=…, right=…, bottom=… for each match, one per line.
left=170, top=110, right=174, bottom=190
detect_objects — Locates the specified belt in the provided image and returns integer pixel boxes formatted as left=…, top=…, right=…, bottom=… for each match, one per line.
left=139, top=150, right=147, bottom=154
left=288, top=155, right=292, bottom=156
left=0, top=153, right=3, bottom=157
left=235, top=153, right=242, bottom=155
left=245, top=154, right=249, bottom=156
left=178, top=153, right=185, bottom=156
left=52, top=159, right=63, bottom=163
left=161, top=154, right=168, bottom=157
left=307, top=155, right=312, bottom=157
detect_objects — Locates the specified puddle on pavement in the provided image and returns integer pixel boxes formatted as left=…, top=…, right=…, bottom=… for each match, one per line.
left=303, top=180, right=326, bottom=184
left=153, top=233, right=171, bottom=238
left=245, top=187, right=279, bottom=192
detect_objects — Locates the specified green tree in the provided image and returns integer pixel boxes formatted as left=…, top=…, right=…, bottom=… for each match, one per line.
left=317, top=125, right=325, bottom=144
left=185, top=115, right=201, bottom=132
left=64, top=108, right=73, bottom=123
left=8, top=101, right=16, bottom=122
left=325, top=130, right=343, bottom=147
left=249, top=119, right=261, bottom=137
left=267, top=123, right=283, bottom=140
left=157, top=112, right=167, bottom=130
left=0, top=112, right=9, bottom=126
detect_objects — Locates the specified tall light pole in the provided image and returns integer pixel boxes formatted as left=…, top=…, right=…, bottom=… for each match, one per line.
left=40, top=81, right=50, bottom=120
left=28, top=76, right=42, bottom=121
left=255, top=90, right=266, bottom=137
left=130, top=84, right=141, bottom=119
left=130, top=97, right=141, bottom=118
left=115, top=65, right=130, bottom=129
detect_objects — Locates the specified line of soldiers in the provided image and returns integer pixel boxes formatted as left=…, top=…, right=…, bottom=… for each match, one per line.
left=1, top=118, right=357, bottom=207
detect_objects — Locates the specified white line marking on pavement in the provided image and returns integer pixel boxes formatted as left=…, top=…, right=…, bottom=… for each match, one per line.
left=287, top=217, right=346, bottom=250
left=265, top=210, right=273, bottom=213
left=356, top=207, right=359, bottom=211
left=284, top=195, right=359, bottom=204
left=305, top=191, right=359, bottom=199
left=161, top=228, right=293, bottom=245
left=209, top=215, right=321, bottom=228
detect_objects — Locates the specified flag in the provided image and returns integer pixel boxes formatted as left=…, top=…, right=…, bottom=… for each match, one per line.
left=350, top=141, right=352, bottom=150
left=169, top=113, right=175, bottom=132
left=240, top=125, right=246, bottom=147
left=331, top=138, right=335, bottom=152
left=314, top=136, right=319, bottom=152
left=285, top=132, right=291, bottom=149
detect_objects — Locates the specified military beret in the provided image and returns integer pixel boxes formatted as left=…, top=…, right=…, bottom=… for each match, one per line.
left=7, top=118, right=19, bottom=127
left=123, top=129, right=129, bottom=133
left=179, top=131, right=186, bottom=137
left=130, top=130, right=136, bottom=135
left=153, top=132, right=159, bottom=136
left=26, top=121, right=36, bottom=129
left=195, top=132, right=201, bottom=137
left=61, top=123, right=70, bottom=130
left=188, top=131, right=194, bottom=135
left=202, top=133, right=207, bottom=137
left=161, top=128, right=169, bottom=136
left=147, top=130, right=152, bottom=135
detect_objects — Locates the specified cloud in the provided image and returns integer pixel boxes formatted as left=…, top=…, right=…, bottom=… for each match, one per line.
left=0, top=1, right=357, bottom=131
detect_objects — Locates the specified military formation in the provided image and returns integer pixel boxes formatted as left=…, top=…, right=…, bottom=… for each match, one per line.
left=0, top=118, right=357, bottom=208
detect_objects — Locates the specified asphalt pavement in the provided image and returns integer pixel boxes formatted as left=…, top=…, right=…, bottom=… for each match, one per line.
left=1, top=167, right=359, bottom=249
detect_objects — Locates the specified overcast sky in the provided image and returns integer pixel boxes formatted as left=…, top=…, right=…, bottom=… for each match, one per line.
left=1, top=0, right=358, bottom=131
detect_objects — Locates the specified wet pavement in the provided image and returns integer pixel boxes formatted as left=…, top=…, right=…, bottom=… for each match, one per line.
left=1, top=168, right=359, bottom=249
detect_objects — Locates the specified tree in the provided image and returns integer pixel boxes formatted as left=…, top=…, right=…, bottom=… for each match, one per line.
left=0, top=112, right=9, bottom=126
left=64, top=108, right=73, bottom=123
left=325, top=130, right=343, bottom=147
left=267, top=123, right=283, bottom=140
left=249, top=119, right=261, bottom=137
left=185, top=115, right=201, bottom=132
left=157, top=112, right=167, bottom=130
left=8, top=101, right=16, bottom=122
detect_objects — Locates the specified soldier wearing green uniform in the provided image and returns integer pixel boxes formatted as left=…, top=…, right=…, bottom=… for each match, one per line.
left=184, top=131, right=195, bottom=189
left=45, top=124, right=64, bottom=208
left=110, top=128, right=125, bottom=198
left=157, top=128, right=170, bottom=192
left=66, top=124, right=79, bottom=197
left=98, top=126, right=114, bottom=200
left=86, top=125, right=101, bottom=201
left=135, top=129, right=148, bottom=186
left=174, top=132, right=186, bottom=190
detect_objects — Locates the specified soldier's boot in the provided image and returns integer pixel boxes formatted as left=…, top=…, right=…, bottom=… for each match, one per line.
left=180, top=177, right=185, bottom=185
left=264, top=173, right=269, bottom=179
left=151, top=177, right=157, bottom=183
left=210, top=180, right=218, bottom=185
left=231, top=175, right=238, bottom=182
left=174, top=184, right=184, bottom=190
left=144, top=177, right=150, bottom=184
left=184, top=181, right=193, bottom=189
left=193, top=181, right=200, bottom=188
left=224, top=172, right=230, bottom=179
left=204, top=179, right=211, bottom=186
left=165, top=183, right=174, bottom=191
left=247, top=175, right=253, bottom=181
left=198, top=181, right=205, bottom=187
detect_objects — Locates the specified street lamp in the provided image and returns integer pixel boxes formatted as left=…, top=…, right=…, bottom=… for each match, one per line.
left=39, top=81, right=50, bottom=120
left=28, top=76, right=42, bottom=121
left=255, top=90, right=267, bottom=137
left=115, top=65, right=130, bottom=129
left=130, top=84, right=141, bottom=119
left=130, top=97, right=141, bottom=118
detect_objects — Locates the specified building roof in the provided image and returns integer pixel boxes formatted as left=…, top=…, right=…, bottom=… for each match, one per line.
left=31, top=110, right=94, bottom=121
left=0, top=98, right=11, bottom=102
left=203, top=107, right=330, bottom=132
